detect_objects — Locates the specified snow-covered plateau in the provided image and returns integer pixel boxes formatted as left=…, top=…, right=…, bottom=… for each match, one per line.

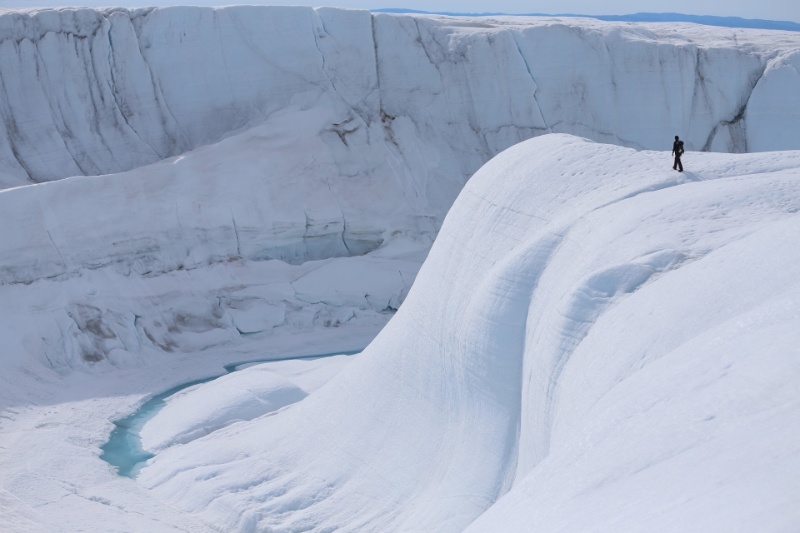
left=0, top=6, right=799, bottom=533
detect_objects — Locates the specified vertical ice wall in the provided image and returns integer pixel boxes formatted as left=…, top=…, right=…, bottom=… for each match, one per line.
left=1, top=7, right=799, bottom=189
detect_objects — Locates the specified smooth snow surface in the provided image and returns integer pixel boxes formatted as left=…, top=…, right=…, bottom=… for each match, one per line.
left=140, top=354, right=354, bottom=454
left=1, top=7, right=800, bottom=532
left=136, top=135, right=800, bottom=532
left=100, top=352, right=355, bottom=478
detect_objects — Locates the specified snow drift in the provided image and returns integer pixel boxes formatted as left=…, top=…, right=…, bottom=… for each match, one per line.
left=139, top=134, right=800, bottom=531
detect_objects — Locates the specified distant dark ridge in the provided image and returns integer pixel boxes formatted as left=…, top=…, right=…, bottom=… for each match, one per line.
left=597, top=12, right=800, bottom=32
left=372, top=9, right=800, bottom=32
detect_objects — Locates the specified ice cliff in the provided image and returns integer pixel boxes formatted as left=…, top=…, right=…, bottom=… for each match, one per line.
left=1, top=7, right=800, bottom=530
left=2, top=6, right=800, bottom=192
left=1, top=5, right=799, bottom=406
left=2, top=7, right=800, bottom=283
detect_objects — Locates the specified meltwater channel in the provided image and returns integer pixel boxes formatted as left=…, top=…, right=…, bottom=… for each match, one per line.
left=100, top=350, right=361, bottom=478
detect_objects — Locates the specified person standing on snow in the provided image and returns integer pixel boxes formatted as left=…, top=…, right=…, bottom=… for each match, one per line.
left=672, top=135, right=685, bottom=172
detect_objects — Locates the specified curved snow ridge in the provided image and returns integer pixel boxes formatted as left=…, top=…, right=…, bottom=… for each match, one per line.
left=139, top=134, right=800, bottom=531
left=140, top=370, right=308, bottom=454
left=140, top=354, right=354, bottom=455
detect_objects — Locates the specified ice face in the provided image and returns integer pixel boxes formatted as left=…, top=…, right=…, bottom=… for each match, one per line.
left=3, top=8, right=800, bottom=290
left=2, top=7, right=800, bottom=189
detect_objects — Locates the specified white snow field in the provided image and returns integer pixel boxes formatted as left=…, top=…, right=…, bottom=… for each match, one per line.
left=0, top=6, right=799, bottom=533
left=133, top=135, right=800, bottom=532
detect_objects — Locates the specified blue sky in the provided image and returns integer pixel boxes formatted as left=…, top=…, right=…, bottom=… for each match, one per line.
left=373, top=1, right=800, bottom=22
left=4, top=0, right=800, bottom=23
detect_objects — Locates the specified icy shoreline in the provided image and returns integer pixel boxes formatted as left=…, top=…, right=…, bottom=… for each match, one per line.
left=136, top=136, right=800, bottom=532
left=0, top=325, right=375, bottom=532
left=2, top=135, right=800, bottom=531
left=101, top=349, right=361, bottom=478
left=1, top=6, right=800, bottom=529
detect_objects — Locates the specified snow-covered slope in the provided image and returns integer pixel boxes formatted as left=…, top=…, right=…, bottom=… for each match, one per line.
left=2, top=7, right=800, bottom=191
left=1, top=7, right=800, bottom=531
left=137, top=134, right=800, bottom=532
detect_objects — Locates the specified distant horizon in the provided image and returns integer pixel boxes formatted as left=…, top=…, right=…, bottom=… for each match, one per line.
left=379, top=0, right=800, bottom=23
left=372, top=8, right=800, bottom=31
left=1, top=0, right=799, bottom=24
left=1, top=5, right=798, bottom=32
left=375, top=7, right=795, bottom=19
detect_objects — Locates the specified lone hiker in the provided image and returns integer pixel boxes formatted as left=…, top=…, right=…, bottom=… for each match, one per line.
left=672, top=135, right=685, bottom=172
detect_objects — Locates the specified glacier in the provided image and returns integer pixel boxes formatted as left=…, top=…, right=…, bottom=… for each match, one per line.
left=2, top=7, right=800, bottom=287
left=136, top=134, right=800, bottom=532
left=3, top=6, right=800, bottom=192
left=0, top=6, right=799, bottom=533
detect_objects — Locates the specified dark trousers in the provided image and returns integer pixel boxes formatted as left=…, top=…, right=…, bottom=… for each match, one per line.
left=673, top=155, right=683, bottom=171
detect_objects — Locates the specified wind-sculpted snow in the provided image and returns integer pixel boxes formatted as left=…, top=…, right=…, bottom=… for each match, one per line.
left=2, top=7, right=800, bottom=190
left=138, top=135, right=800, bottom=531
left=140, top=356, right=353, bottom=454
left=1, top=7, right=800, bottom=529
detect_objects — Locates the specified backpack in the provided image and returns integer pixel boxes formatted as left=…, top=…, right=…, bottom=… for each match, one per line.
left=677, top=140, right=684, bottom=156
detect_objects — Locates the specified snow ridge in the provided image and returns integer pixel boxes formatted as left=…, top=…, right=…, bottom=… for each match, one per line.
left=139, top=135, right=800, bottom=532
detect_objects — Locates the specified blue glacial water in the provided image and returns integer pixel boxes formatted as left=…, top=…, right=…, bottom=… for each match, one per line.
left=100, top=350, right=360, bottom=478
